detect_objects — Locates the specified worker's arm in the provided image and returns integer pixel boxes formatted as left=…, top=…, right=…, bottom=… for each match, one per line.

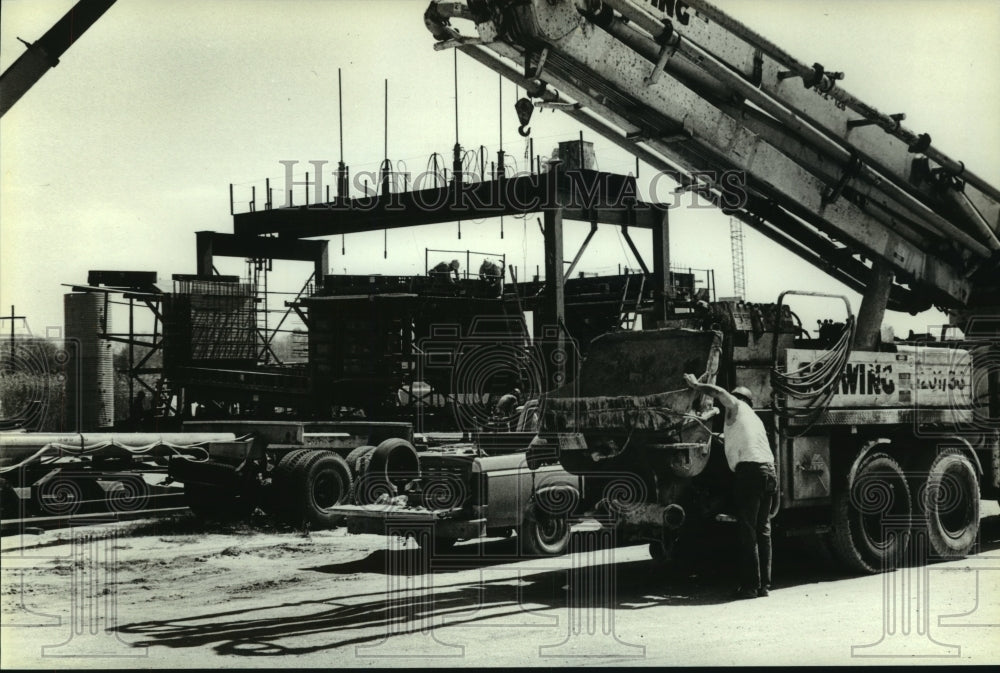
left=683, top=373, right=739, bottom=412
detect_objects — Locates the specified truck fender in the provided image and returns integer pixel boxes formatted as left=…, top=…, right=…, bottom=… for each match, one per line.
left=939, top=435, right=984, bottom=476
left=844, top=437, right=893, bottom=488
left=529, top=483, right=581, bottom=520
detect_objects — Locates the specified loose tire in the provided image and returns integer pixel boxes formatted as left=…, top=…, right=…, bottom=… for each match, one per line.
left=520, top=501, right=571, bottom=557
left=915, top=449, right=980, bottom=559
left=283, top=450, right=354, bottom=529
left=829, top=452, right=911, bottom=574
left=355, top=439, right=419, bottom=506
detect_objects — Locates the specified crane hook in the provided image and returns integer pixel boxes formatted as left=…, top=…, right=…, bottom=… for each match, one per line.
left=515, top=97, right=534, bottom=137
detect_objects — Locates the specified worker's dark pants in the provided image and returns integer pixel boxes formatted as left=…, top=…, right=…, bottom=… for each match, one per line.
left=733, top=461, right=777, bottom=590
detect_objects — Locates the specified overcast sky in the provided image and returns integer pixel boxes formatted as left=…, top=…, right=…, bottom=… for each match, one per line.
left=2, top=0, right=998, bottom=339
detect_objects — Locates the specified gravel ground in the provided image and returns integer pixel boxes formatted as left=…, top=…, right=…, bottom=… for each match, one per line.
left=2, top=501, right=998, bottom=668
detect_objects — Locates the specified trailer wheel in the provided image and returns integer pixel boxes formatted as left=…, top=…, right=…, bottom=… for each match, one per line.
left=914, top=449, right=980, bottom=559
left=345, top=445, right=376, bottom=478
left=284, top=450, right=354, bottom=529
left=271, top=449, right=311, bottom=484
left=264, top=449, right=312, bottom=516
left=520, top=501, right=571, bottom=557
left=829, top=452, right=911, bottom=574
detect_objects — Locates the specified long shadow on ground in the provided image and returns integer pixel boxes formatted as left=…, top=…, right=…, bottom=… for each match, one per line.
left=116, top=514, right=1000, bottom=657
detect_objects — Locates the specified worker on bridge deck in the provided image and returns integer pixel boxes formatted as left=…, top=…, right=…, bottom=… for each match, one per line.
left=478, top=258, right=504, bottom=297
left=684, top=374, right=776, bottom=599
left=430, top=259, right=461, bottom=283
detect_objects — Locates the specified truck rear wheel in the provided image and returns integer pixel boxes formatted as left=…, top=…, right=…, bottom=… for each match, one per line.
left=520, top=502, right=571, bottom=556
left=829, top=452, right=911, bottom=574
left=283, top=450, right=354, bottom=529
left=914, top=449, right=979, bottom=560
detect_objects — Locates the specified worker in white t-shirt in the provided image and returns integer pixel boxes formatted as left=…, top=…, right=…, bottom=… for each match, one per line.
left=683, top=373, right=777, bottom=600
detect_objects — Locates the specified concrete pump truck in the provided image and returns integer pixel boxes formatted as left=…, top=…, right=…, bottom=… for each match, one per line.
left=423, top=0, right=1000, bottom=573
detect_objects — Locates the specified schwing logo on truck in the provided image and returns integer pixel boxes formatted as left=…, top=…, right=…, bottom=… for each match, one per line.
left=838, top=362, right=896, bottom=396
left=642, top=0, right=692, bottom=25
left=785, top=346, right=972, bottom=408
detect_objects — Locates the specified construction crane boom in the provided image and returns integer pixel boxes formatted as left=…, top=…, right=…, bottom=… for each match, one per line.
left=0, top=0, right=117, bottom=118
left=424, top=0, right=1000, bottom=328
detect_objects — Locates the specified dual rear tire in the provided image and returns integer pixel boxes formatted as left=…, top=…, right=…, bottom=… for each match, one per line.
left=916, top=449, right=980, bottom=559
left=269, top=449, right=353, bottom=529
left=829, top=448, right=981, bottom=574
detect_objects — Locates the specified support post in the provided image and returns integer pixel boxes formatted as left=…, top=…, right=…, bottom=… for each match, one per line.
left=195, top=231, right=214, bottom=277
left=855, top=261, right=894, bottom=351
left=651, top=208, right=671, bottom=327
left=315, top=245, right=328, bottom=289
left=542, top=207, right=566, bottom=391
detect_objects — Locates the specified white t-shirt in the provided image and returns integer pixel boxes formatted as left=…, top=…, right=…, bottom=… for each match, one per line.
left=723, top=399, right=774, bottom=471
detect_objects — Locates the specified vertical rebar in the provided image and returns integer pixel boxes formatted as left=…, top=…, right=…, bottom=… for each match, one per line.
left=128, top=298, right=134, bottom=410
left=338, top=68, right=344, bottom=165
left=384, top=79, right=388, bottom=166
left=499, top=73, right=503, bottom=151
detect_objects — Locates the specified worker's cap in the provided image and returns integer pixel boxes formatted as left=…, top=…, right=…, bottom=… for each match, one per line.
left=449, top=259, right=460, bottom=269
left=731, top=386, right=754, bottom=405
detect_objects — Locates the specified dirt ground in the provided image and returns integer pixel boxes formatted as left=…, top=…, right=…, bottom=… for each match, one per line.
left=2, top=501, right=998, bottom=668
